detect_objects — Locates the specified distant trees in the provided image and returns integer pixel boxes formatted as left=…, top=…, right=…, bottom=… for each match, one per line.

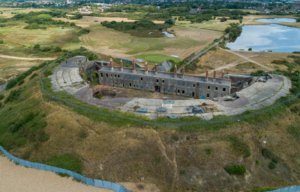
left=220, top=17, right=227, bottom=22
left=297, top=18, right=300, bottom=22
left=164, top=18, right=175, bottom=25
left=225, top=23, right=242, bottom=40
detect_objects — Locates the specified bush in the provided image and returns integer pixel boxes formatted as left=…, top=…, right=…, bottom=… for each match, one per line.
left=206, top=149, right=212, bottom=154
left=33, top=44, right=40, bottom=49
left=0, top=94, right=4, bottom=100
left=4, top=88, right=22, bottom=103
left=0, top=39, right=4, bottom=44
left=79, top=130, right=88, bottom=139
left=262, top=148, right=275, bottom=159
left=44, top=70, right=53, bottom=77
left=256, top=159, right=260, bottom=165
left=220, top=17, right=227, bottom=22
left=6, top=79, right=18, bottom=90
left=45, top=154, right=82, bottom=173
left=269, top=162, right=276, bottom=169
left=272, top=158, right=279, bottom=163
left=224, top=165, right=246, bottom=175
left=41, top=47, right=51, bottom=52
left=11, top=112, right=35, bottom=133
left=18, top=80, right=24, bottom=86
left=165, top=18, right=175, bottom=25
left=71, top=37, right=81, bottom=43
left=229, top=137, right=251, bottom=158
left=172, top=135, right=179, bottom=141
left=30, top=73, right=38, bottom=79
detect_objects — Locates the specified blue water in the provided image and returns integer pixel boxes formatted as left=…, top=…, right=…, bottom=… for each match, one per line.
left=256, top=18, right=296, bottom=23
left=226, top=24, right=300, bottom=53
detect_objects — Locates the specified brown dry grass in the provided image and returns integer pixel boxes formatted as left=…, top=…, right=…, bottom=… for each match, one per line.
left=0, top=58, right=42, bottom=83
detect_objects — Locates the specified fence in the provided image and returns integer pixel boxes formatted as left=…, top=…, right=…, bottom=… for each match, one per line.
left=0, top=145, right=131, bottom=192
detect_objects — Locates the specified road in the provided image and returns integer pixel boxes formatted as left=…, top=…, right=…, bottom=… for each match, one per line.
left=179, top=15, right=254, bottom=72
left=0, top=54, right=55, bottom=61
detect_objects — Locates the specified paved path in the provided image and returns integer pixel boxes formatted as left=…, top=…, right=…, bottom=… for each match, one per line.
left=0, top=54, right=55, bottom=61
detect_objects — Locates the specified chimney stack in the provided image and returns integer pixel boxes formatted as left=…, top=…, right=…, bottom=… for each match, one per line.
left=213, top=71, right=216, bottom=83
left=222, top=70, right=224, bottom=80
left=145, top=61, right=148, bottom=74
left=206, top=68, right=209, bottom=82
left=110, top=58, right=113, bottom=71
left=155, top=63, right=158, bottom=75
left=174, top=65, right=177, bottom=78
left=120, top=60, right=123, bottom=71
left=182, top=66, right=185, bottom=78
left=132, top=59, right=136, bottom=72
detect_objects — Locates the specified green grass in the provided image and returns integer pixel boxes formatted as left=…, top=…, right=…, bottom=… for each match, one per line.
left=45, top=154, right=82, bottom=173
left=229, top=136, right=251, bottom=158
left=136, top=54, right=180, bottom=64
left=224, top=165, right=246, bottom=175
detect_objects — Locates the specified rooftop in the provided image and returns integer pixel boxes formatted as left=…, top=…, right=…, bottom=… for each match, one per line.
left=99, top=67, right=231, bottom=86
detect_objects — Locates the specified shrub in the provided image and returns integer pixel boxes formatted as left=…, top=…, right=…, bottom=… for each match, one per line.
left=18, top=79, right=24, bottom=86
left=45, top=154, right=82, bottom=173
left=206, top=149, right=212, bottom=154
left=229, top=137, right=251, bottom=158
left=0, top=94, right=4, bottom=100
left=6, top=79, right=18, bottom=90
left=41, top=47, right=51, bottom=52
left=262, top=148, right=275, bottom=159
left=79, top=130, right=88, bottom=139
left=256, top=159, right=260, bottom=165
left=165, top=18, right=175, bottom=25
left=4, top=88, right=22, bottom=103
left=186, top=136, right=190, bottom=140
left=269, top=162, right=276, bottom=169
left=30, top=73, right=38, bottom=79
left=272, top=158, right=279, bottom=163
left=97, top=93, right=103, bottom=99
left=180, top=170, right=186, bottom=175
left=44, top=70, right=53, bottom=77
left=33, top=44, right=40, bottom=49
left=224, top=165, right=246, bottom=175
left=220, top=17, right=227, bottom=22
left=0, top=39, right=3, bottom=44
left=11, top=112, right=35, bottom=133
left=172, top=135, right=179, bottom=141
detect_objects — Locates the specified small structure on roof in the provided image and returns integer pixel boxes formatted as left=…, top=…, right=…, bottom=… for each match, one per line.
left=157, top=60, right=173, bottom=72
left=157, top=107, right=167, bottom=112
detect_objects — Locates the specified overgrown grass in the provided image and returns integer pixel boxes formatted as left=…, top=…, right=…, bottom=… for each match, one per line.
left=224, top=165, right=246, bottom=175
left=136, top=54, right=180, bottom=64
left=44, top=154, right=82, bottom=173
left=229, top=137, right=251, bottom=158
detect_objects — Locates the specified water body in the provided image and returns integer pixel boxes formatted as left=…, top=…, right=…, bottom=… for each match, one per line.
left=256, top=18, right=296, bottom=23
left=162, top=31, right=175, bottom=38
left=226, top=24, right=300, bottom=53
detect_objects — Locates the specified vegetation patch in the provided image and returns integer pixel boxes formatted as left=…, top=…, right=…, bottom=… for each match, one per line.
left=137, top=54, right=180, bottom=64
left=224, top=165, right=246, bottom=175
left=45, top=154, right=82, bottom=173
left=229, top=136, right=251, bottom=158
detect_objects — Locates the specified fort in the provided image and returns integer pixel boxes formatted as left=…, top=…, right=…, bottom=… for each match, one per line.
left=98, top=59, right=232, bottom=99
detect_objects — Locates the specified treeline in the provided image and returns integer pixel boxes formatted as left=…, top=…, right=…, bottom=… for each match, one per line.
left=179, top=14, right=212, bottom=23
left=101, top=19, right=170, bottom=31
left=225, top=23, right=242, bottom=40
left=12, top=11, right=77, bottom=30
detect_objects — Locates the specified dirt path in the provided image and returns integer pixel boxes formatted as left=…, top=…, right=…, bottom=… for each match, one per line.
left=0, top=155, right=112, bottom=192
left=221, top=48, right=273, bottom=71
left=0, top=54, right=55, bottom=61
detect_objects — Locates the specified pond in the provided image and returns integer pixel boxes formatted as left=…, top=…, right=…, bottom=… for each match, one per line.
left=256, top=18, right=296, bottom=23
left=162, top=31, right=175, bottom=38
left=226, top=24, right=300, bottom=53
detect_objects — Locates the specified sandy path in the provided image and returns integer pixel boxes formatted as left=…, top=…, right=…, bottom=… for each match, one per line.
left=0, top=54, right=55, bottom=61
left=221, top=48, right=273, bottom=71
left=0, top=156, right=112, bottom=192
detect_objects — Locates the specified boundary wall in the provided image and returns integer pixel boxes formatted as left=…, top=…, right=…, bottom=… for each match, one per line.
left=0, top=145, right=131, bottom=192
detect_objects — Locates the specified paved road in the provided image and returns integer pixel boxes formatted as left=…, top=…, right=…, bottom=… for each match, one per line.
left=0, top=54, right=55, bottom=61
left=179, top=16, right=254, bottom=72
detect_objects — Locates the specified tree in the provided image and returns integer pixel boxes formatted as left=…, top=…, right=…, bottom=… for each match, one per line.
left=33, top=44, right=40, bottom=49
left=220, top=17, right=227, bottom=22
left=248, top=48, right=252, bottom=51
left=164, top=18, right=175, bottom=25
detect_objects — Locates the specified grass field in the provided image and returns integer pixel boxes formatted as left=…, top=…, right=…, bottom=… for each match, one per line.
left=78, top=21, right=223, bottom=63
left=136, top=54, right=180, bottom=63
left=0, top=19, right=81, bottom=57
left=0, top=8, right=46, bottom=18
